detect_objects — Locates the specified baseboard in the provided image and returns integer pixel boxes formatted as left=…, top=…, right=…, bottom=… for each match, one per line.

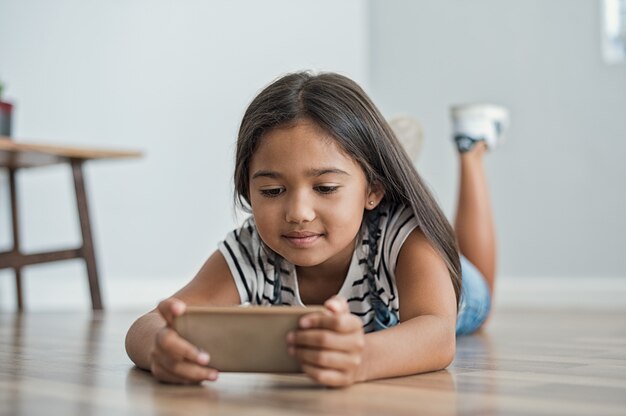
left=493, top=276, right=626, bottom=310
left=0, top=271, right=189, bottom=312
left=1, top=274, right=625, bottom=312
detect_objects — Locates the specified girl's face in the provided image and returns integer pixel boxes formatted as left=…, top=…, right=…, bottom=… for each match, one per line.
left=249, top=119, right=383, bottom=270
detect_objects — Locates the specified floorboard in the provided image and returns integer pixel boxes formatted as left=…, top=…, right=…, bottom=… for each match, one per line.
left=0, top=308, right=624, bottom=415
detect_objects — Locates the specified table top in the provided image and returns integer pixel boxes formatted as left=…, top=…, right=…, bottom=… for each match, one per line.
left=0, top=137, right=142, bottom=168
left=0, top=309, right=624, bottom=416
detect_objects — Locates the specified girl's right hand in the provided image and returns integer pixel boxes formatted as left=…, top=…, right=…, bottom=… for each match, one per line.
left=150, top=298, right=219, bottom=384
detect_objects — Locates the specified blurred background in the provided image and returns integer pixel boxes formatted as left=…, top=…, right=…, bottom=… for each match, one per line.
left=1, top=0, right=625, bottom=311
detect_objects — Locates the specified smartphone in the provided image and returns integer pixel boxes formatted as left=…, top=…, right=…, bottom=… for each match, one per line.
left=173, top=305, right=326, bottom=373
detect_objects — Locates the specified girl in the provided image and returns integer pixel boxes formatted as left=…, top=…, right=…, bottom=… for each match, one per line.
left=125, top=71, right=506, bottom=387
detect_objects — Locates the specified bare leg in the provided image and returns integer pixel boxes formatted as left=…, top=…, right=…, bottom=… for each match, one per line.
left=454, top=143, right=496, bottom=296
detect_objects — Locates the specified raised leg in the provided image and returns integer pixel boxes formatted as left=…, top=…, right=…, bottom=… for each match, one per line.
left=71, top=160, right=103, bottom=310
left=453, top=144, right=497, bottom=295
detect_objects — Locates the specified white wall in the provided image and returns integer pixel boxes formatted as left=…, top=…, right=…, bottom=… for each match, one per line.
left=369, top=0, right=626, bottom=281
left=0, top=0, right=369, bottom=310
left=2, top=0, right=625, bottom=312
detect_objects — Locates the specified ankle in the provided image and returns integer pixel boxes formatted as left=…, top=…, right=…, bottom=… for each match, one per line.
left=468, top=141, right=488, bottom=154
left=460, top=141, right=487, bottom=161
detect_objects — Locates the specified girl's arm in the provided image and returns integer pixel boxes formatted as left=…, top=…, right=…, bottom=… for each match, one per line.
left=125, top=250, right=240, bottom=381
left=288, top=228, right=457, bottom=386
left=359, top=227, right=458, bottom=380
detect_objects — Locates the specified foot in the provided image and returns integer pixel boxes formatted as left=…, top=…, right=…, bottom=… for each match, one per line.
left=388, top=115, right=424, bottom=162
left=451, top=104, right=509, bottom=153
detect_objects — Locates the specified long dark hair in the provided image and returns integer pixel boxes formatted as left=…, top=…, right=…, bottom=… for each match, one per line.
left=234, top=71, right=461, bottom=307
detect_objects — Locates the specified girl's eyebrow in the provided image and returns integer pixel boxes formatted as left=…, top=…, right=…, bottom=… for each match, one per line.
left=306, top=168, right=350, bottom=177
left=251, top=170, right=281, bottom=179
left=251, top=168, right=349, bottom=180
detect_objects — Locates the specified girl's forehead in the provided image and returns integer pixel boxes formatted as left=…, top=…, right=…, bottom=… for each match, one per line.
left=263, top=119, right=332, bottom=143
left=256, top=121, right=347, bottom=158
left=250, top=120, right=362, bottom=174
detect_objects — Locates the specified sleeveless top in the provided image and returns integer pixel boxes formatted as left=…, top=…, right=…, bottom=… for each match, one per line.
left=218, top=204, right=418, bottom=333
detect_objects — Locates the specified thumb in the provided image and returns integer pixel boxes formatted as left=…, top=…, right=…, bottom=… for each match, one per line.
left=324, top=295, right=349, bottom=315
left=157, top=297, right=187, bottom=326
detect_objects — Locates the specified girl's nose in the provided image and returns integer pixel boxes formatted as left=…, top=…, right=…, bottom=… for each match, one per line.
left=285, top=191, right=316, bottom=224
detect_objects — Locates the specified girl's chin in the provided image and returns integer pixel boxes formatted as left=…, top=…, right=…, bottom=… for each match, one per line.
left=279, top=252, right=327, bottom=268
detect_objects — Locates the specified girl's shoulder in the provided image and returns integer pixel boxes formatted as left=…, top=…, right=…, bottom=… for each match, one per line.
left=234, top=216, right=258, bottom=239
left=372, top=203, right=420, bottom=267
left=218, top=216, right=278, bottom=305
left=218, top=216, right=261, bottom=263
left=376, top=203, right=418, bottom=238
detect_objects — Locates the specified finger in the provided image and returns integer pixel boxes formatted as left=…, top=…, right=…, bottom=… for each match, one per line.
left=157, top=298, right=186, bottom=326
left=156, top=327, right=210, bottom=365
left=158, top=355, right=219, bottom=383
left=324, top=295, right=349, bottom=314
left=299, top=311, right=362, bottom=333
left=151, top=359, right=217, bottom=384
left=151, top=345, right=219, bottom=383
left=290, top=346, right=361, bottom=372
left=301, top=363, right=351, bottom=388
left=288, top=329, right=364, bottom=353
left=297, top=297, right=347, bottom=326
left=150, top=360, right=195, bottom=384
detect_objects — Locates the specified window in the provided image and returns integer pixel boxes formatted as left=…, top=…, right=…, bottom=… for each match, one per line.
left=603, top=0, right=626, bottom=63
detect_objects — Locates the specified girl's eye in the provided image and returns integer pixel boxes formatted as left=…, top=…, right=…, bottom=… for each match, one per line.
left=315, top=185, right=339, bottom=195
left=260, top=188, right=284, bottom=198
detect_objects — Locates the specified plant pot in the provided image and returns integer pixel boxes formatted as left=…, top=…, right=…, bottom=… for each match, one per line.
left=0, top=100, right=13, bottom=137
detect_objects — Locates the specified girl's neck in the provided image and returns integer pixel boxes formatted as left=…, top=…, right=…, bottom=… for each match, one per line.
left=295, top=236, right=357, bottom=305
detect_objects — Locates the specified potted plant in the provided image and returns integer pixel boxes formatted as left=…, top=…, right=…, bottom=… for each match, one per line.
left=0, top=80, right=13, bottom=137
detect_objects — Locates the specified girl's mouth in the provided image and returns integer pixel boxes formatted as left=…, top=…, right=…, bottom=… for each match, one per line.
left=283, top=232, right=323, bottom=248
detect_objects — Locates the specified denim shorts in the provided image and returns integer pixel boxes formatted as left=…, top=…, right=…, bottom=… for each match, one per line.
left=455, top=255, right=491, bottom=335
left=371, top=255, right=491, bottom=335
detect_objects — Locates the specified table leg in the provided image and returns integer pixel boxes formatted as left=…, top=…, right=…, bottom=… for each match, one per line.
left=8, top=168, right=24, bottom=311
left=71, top=160, right=103, bottom=310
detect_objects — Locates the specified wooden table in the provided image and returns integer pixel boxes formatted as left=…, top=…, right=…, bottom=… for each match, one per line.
left=0, top=137, right=141, bottom=311
left=0, top=308, right=624, bottom=415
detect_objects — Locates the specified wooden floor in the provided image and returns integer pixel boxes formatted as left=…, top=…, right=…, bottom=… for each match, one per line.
left=0, top=308, right=625, bottom=416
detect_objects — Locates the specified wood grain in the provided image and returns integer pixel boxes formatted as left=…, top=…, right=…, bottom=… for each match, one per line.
left=0, top=137, right=142, bottom=168
left=0, top=308, right=624, bottom=415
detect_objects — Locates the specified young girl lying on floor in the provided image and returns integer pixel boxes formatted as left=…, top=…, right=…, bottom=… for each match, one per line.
left=126, top=71, right=508, bottom=387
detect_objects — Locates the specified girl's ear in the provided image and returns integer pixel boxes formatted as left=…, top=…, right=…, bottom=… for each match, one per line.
left=365, top=182, right=385, bottom=210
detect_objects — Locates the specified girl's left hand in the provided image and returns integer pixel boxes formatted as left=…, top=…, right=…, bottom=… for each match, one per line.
left=287, top=295, right=365, bottom=387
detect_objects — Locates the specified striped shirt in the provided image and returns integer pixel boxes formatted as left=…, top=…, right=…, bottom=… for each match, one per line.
left=218, top=204, right=418, bottom=333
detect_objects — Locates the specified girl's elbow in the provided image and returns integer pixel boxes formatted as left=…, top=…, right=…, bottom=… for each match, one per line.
left=436, top=330, right=456, bottom=370
left=440, top=342, right=456, bottom=369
